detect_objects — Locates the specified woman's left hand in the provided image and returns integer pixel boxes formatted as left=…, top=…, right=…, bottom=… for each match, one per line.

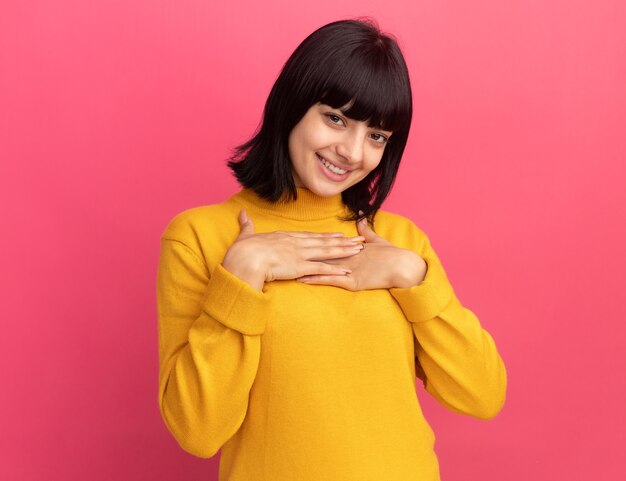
left=295, top=217, right=428, bottom=291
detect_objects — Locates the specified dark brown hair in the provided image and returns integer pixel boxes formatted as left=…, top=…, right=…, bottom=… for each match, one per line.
left=227, top=18, right=413, bottom=223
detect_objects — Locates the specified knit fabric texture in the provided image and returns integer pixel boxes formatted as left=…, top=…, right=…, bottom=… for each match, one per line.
left=156, top=187, right=507, bottom=481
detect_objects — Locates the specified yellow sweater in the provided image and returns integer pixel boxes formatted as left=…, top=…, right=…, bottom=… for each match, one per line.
left=157, top=187, right=507, bottom=481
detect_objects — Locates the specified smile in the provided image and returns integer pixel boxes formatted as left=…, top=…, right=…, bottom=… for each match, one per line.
left=316, top=153, right=349, bottom=175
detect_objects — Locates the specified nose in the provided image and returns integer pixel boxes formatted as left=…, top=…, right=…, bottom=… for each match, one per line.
left=336, top=127, right=366, bottom=164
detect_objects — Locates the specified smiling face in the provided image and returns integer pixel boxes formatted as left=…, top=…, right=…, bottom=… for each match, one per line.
left=287, top=102, right=393, bottom=197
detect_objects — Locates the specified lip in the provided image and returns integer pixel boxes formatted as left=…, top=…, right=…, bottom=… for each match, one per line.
left=316, top=153, right=352, bottom=172
left=316, top=153, right=351, bottom=182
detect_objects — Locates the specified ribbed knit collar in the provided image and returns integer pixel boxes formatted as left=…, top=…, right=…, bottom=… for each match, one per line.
left=232, top=187, right=348, bottom=221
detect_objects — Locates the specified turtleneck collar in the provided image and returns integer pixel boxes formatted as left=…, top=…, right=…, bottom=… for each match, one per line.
left=232, top=187, right=348, bottom=221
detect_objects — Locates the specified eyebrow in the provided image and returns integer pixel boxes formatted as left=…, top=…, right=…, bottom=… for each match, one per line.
left=326, top=105, right=392, bottom=133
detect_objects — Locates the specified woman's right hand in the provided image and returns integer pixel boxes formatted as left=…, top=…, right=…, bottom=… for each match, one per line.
left=221, top=209, right=364, bottom=291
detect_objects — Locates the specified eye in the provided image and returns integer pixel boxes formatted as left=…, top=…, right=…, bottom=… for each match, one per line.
left=370, top=133, right=390, bottom=145
left=324, top=113, right=345, bottom=126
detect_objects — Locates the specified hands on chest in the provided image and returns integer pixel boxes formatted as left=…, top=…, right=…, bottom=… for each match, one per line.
left=221, top=209, right=427, bottom=292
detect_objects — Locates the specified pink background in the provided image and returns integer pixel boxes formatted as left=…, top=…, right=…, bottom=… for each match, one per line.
left=2, top=1, right=625, bottom=480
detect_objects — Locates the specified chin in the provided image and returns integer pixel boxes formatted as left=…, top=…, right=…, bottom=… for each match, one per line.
left=308, top=181, right=348, bottom=197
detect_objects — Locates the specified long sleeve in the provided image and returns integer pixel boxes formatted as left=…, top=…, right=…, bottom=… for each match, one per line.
left=156, top=237, right=270, bottom=458
left=389, top=232, right=507, bottom=420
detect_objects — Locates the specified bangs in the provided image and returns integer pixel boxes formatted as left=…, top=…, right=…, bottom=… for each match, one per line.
left=317, top=51, right=411, bottom=133
left=228, top=18, right=413, bottom=221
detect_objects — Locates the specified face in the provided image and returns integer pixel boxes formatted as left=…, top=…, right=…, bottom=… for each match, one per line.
left=287, top=102, right=393, bottom=197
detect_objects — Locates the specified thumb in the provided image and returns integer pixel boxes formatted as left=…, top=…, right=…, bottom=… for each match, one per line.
left=356, top=212, right=380, bottom=243
left=238, top=209, right=255, bottom=236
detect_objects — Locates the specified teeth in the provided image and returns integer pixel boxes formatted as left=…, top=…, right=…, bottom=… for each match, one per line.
left=317, top=154, right=347, bottom=175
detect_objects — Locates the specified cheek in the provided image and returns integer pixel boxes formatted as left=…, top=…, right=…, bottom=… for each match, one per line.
left=288, top=133, right=313, bottom=175
left=304, top=130, right=328, bottom=150
left=288, top=131, right=305, bottom=162
left=363, top=150, right=385, bottom=173
left=290, top=124, right=321, bottom=156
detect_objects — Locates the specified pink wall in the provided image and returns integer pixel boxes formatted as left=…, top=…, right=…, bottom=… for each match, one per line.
left=2, top=1, right=624, bottom=479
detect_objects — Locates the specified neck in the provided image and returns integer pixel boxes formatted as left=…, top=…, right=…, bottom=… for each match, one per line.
left=234, top=187, right=347, bottom=221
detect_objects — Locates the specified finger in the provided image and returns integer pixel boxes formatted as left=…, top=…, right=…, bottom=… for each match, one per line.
left=282, top=231, right=348, bottom=238
left=298, top=261, right=352, bottom=277
left=296, top=274, right=354, bottom=290
left=294, top=235, right=365, bottom=247
left=306, top=244, right=364, bottom=261
left=238, top=209, right=255, bottom=235
left=356, top=216, right=387, bottom=244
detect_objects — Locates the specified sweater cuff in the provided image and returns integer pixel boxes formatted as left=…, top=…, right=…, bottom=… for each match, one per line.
left=202, top=263, right=269, bottom=335
left=389, top=255, right=455, bottom=323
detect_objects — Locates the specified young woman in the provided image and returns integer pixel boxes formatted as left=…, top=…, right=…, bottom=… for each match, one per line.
left=157, top=18, right=507, bottom=481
